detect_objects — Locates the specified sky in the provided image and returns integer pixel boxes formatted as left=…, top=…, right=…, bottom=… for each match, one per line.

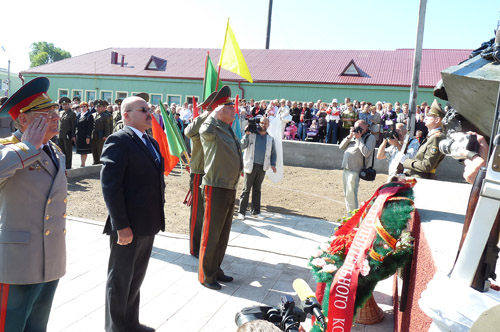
left=1, top=0, right=499, bottom=73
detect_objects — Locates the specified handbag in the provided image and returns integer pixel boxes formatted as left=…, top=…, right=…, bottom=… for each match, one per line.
left=359, top=135, right=376, bottom=181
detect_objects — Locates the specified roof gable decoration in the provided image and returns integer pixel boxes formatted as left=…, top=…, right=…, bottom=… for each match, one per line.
left=145, top=55, right=167, bottom=71
left=340, top=59, right=364, bottom=77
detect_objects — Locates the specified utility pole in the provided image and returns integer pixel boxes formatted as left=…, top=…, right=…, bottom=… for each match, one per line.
left=407, top=0, right=427, bottom=136
left=265, top=0, right=273, bottom=49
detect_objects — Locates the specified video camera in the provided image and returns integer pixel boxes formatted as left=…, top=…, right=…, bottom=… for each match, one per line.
left=438, top=108, right=479, bottom=160
left=235, top=295, right=306, bottom=332
left=246, top=117, right=261, bottom=134
left=235, top=279, right=326, bottom=332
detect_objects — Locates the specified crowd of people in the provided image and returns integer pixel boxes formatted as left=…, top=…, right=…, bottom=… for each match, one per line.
left=234, top=97, right=434, bottom=145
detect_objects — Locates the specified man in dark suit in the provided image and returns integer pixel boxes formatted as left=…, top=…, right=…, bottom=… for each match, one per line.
left=100, top=96, right=165, bottom=332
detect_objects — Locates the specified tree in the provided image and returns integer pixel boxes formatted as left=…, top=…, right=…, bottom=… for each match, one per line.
left=29, top=42, right=71, bottom=68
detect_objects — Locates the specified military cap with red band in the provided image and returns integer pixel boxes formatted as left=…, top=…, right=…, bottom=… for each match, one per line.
left=198, top=90, right=218, bottom=111
left=207, top=85, right=234, bottom=110
left=0, top=77, right=58, bottom=120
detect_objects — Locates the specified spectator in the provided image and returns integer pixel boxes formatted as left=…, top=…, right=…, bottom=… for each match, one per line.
left=58, top=97, right=77, bottom=169
left=377, top=123, right=419, bottom=179
left=277, top=98, right=291, bottom=135
left=340, top=102, right=358, bottom=141
left=238, top=117, right=277, bottom=219
left=325, top=98, right=341, bottom=144
left=397, top=103, right=409, bottom=124
left=76, top=101, right=94, bottom=167
left=339, top=120, right=376, bottom=212
left=0, top=96, right=15, bottom=137
left=298, top=102, right=311, bottom=141
left=370, top=105, right=382, bottom=144
left=317, top=103, right=328, bottom=142
left=290, top=101, right=301, bottom=130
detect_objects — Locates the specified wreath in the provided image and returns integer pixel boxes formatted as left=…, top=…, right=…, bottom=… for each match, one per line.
left=309, top=181, right=415, bottom=332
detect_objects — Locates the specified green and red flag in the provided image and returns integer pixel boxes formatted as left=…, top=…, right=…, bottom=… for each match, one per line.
left=151, top=116, right=178, bottom=176
left=203, top=53, right=218, bottom=100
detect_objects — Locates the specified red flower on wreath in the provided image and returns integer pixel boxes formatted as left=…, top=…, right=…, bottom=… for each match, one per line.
left=328, top=230, right=357, bottom=256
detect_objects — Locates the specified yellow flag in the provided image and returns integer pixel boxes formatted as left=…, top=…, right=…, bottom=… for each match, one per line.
left=218, top=22, right=253, bottom=83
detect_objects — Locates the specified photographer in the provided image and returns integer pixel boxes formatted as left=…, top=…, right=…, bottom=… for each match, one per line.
left=339, top=120, right=376, bottom=212
left=377, top=123, right=419, bottom=178
left=456, top=132, right=489, bottom=184
left=402, top=100, right=446, bottom=179
left=237, top=117, right=277, bottom=220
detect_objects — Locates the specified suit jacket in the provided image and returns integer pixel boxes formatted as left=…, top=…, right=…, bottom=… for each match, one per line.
left=0, top=131, right=67, bottom=284
left=101, top=126, right=165, bottom=236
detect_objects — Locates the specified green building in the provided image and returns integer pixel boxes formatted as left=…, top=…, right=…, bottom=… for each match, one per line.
left=21, top=48, right=470, bottom=106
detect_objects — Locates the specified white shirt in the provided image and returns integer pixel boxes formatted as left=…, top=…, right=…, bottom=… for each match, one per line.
left=127, top=125, right=160, bottom=161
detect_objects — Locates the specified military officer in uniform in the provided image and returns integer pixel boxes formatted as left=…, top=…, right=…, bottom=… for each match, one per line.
left=402, top=99, right=446, bottom=179
left=0, top=77, right=67, bottom=331
left=112, top=98, right=123, bottom=132
left=198, top=86, right=243, bottom=290
left=184, top=90, right=217, bottom=258
left=58, top=97, right=77, bottom=169
left=91, top=99, right=112, bottom=164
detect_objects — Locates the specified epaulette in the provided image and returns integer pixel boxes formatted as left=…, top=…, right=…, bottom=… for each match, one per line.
left=0, top=135, right=20, bottom=146
left=51, top=142, right=63, bottom=154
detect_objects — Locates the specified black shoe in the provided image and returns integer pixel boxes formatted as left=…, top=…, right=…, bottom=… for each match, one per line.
left=217, top=274, right=234, bottom=282
left=127, top=324, right=155, bottom=332
left=202, top=281, right=222, bottom=290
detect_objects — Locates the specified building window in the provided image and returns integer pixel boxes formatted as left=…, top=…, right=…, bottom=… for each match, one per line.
left=167, top=95, right=181, bottom=107
left=72, top=89, right=83, bottom=101
left=101, top=91, right=113, bottom=104
left=145, top=56, right=167, bottom=71
left=116, top=91, right=128, bottom=100
left=186, top=96, right=199, bottom=105
left=85, top=90, right=96, bottom=102
left=58, top=89, right=69, bottom=100
left=150, top=94, right=163, bottom=106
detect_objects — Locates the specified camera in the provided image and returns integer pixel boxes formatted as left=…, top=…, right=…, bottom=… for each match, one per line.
left=235, top=295, right=306, bottom=332
left=439, top=107, right=479, bottom=160
left=246, top=117, right=261, bottom=134
left=383, top=130, right=400, bottom=140
left=353, top=126, right=364, bottom=134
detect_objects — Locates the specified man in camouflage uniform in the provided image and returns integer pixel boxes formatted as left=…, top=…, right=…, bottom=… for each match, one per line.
left=402, top=99, right=446, bottom=179
left=91, top=100, right=112, bottom=164
left=58, top=97, right=77, bottom=169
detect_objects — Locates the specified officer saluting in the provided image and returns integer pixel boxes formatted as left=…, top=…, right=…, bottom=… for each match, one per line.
left=402, top=99, right=446, bottom=179
left=0, top=77, right=67, bottom=331
left=91, top=99, right=112, bottom=164
left=58, top=96, right=77, bottom=169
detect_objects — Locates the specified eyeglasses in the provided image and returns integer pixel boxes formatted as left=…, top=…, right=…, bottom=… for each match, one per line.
left=29, top=109, right=59, bottom=119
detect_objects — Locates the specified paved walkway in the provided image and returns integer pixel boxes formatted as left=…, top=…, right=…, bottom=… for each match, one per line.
left=48, top=212, right=394, bottom=332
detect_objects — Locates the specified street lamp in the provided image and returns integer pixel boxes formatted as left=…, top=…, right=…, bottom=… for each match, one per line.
left=1, top=46, right=10, bottom=97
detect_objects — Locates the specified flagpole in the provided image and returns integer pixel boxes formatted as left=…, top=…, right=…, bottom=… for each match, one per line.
left=216, top=18, right=230, bottom=91
left=202, top=52, right=209, bottom=100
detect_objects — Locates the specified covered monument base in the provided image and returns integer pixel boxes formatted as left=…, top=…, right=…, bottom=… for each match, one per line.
left=392, top=178, right=500, bottom=331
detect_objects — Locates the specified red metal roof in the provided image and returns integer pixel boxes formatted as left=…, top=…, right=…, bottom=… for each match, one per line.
left=22, top=48, right=471, bottom=88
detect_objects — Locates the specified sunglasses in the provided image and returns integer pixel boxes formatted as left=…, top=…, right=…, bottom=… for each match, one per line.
left=127, top=107, right=151, bottom=113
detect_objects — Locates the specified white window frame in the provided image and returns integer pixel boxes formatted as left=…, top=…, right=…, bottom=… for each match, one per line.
left=72, top=89, right=83, bottom=101
left=167, top=94, right=182, bottom=106
left=115, top=91, right=128, bottom=100
left=100, top=90, right=113, bottom=104
left=58, top=89, right=69, bottom=100
left=85, top=90, right=97, bottom=102
left=150, top=93, right=163, bottom=106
